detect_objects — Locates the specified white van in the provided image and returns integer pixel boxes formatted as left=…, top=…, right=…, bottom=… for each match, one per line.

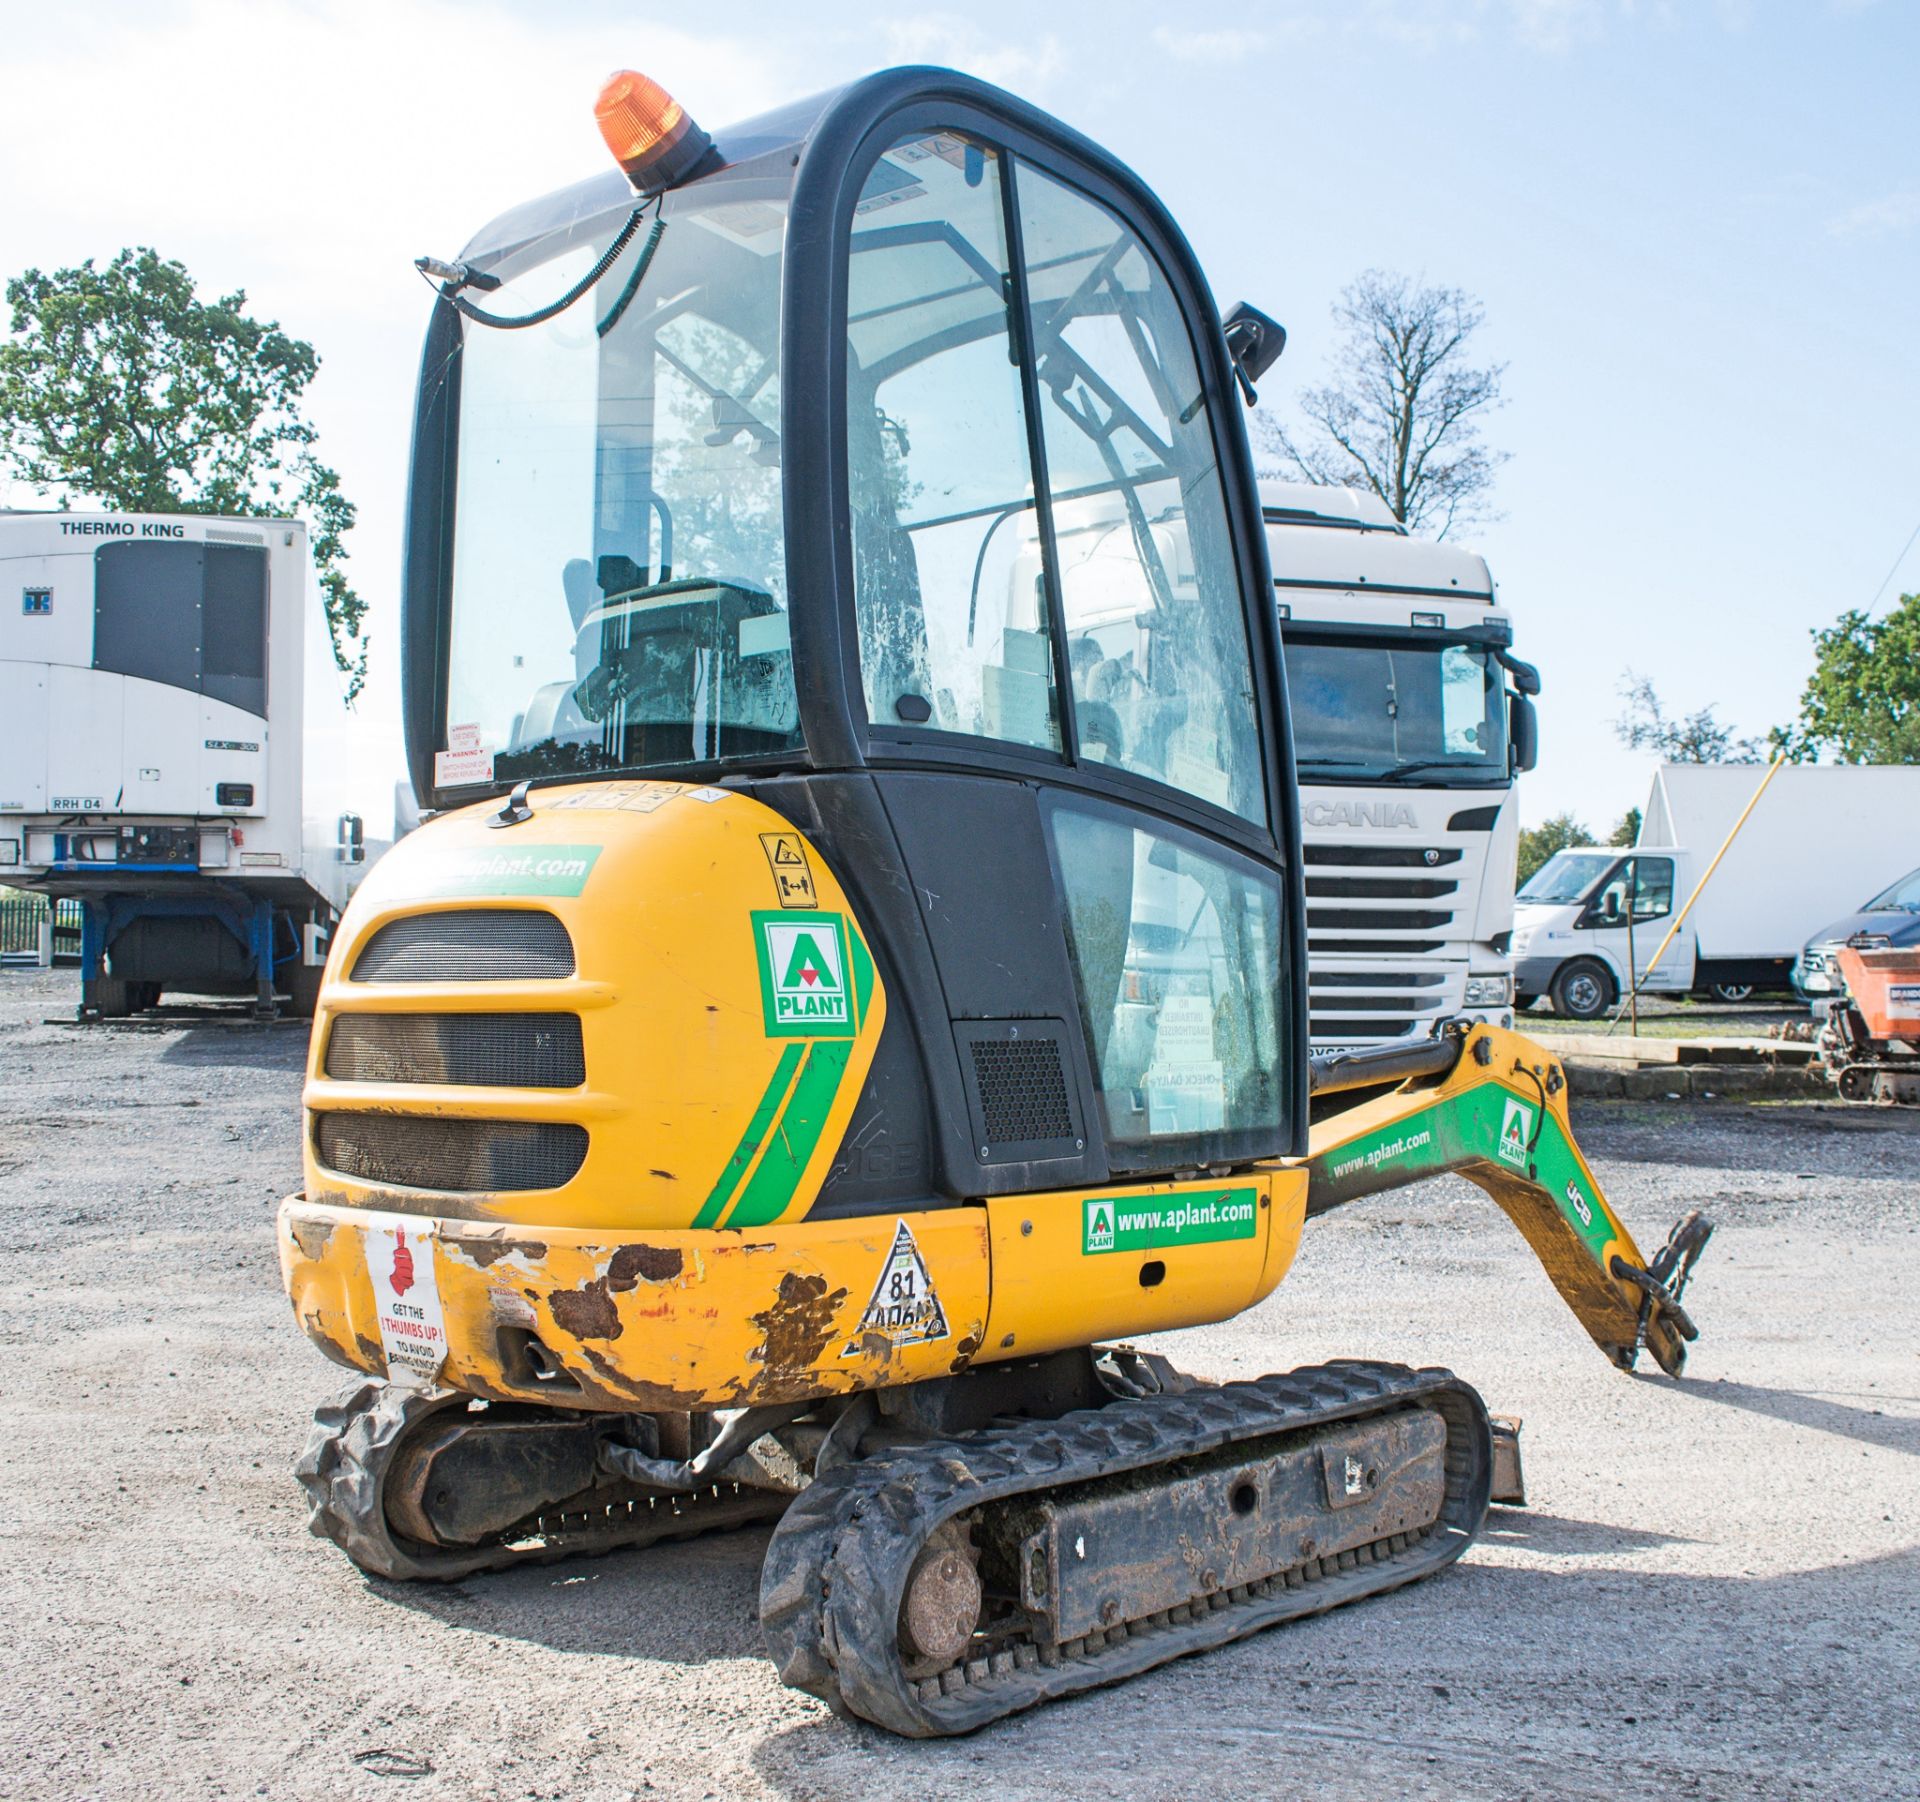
left=1513, top=765, right=1920, bottom=1019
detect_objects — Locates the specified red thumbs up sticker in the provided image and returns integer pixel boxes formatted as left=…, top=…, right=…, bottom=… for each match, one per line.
left=367, top=1217, right=447, bottom=1389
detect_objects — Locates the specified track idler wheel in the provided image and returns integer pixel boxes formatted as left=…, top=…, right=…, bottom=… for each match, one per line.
left=295, top=1379, right=484, bottom=1581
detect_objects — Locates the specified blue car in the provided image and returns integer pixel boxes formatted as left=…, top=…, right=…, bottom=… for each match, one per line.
left=1794, top=865, right=1920, bottom=998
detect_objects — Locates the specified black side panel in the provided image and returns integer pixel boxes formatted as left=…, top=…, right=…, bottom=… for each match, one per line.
left=201, top=545, right=269, bottom=714
left=877, top=772, right=1106, bottom=1189
left=878, top=774, right=1076, bottom=1017
left=94, top=541, right=203, bottom=695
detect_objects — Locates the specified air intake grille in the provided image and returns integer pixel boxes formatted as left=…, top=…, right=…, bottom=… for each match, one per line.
left=313, top=1112, right=587, bottom=1192
left=969, top=1035, right=1074, bottom=1147
left=353, top=910, right=574, bottom=982
left=325, top=1013, right=585, bottom=1088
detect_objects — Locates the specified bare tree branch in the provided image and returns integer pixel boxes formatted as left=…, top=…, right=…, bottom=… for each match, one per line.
left=1252, top=269, right=1508, bottom=538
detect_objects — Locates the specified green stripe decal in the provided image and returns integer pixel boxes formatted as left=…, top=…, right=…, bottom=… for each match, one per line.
left=1309, top=1083, right=1625, bottom=1266
left=692, top=1043, right=805, bottom=1229
left=724, top=1041, right=853, bottom=1227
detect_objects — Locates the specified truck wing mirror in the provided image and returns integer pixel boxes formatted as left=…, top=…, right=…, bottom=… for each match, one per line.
left=1498, top=650, right=1541, bottom=696
left=1510, top=693, right=1539, bottom=773
left=1222, top=302, right=1286, bottom=403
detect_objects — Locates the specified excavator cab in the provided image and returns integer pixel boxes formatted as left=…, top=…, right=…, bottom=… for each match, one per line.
left=282, top=66, right=1709, bottom=1738
left=402, top=68, right=1304, bottom=1200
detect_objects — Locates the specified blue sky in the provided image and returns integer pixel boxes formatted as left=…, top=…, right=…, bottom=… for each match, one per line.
left=2, top=0, right=1914, bottom=834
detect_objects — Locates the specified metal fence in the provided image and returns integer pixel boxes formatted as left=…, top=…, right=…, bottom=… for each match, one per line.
left=0, top=890, right=83, bottom=964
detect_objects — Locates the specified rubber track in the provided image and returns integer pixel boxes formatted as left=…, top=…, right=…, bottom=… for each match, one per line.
left=296, top=1378, right=788, bottom=1583
left=759, top=1360, right=1491, bottom=1736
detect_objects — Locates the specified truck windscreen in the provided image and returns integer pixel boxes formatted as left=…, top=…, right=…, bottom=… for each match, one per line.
left=1283, top=634, right=1508, bottom=785
left=443, top=187, right=798, bottom=783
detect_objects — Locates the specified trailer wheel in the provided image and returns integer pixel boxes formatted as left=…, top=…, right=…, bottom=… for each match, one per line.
left=1549, top=958, right=1613, bottom=1021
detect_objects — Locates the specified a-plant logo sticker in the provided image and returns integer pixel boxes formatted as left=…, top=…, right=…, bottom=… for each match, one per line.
left=1081, top=1189, right=1258, bottom=1255
left=754, top=910, right=858, bottom=1038
left=1497, top=1097, right=1534, bottom=1168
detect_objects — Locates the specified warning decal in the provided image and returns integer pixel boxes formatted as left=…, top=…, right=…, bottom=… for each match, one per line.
left=1498, top=1097, right=1534, bottom=1169
left=759, top=832, right=818, bottom=908
left=841, top=1218, right=949, bottom=1355
left=366, top=1216, right=448, bottom=1389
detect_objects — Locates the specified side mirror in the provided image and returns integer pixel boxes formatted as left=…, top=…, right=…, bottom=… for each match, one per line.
left=1222, top=302, right=1286, bottom=403
left=337, top=812, right=366, bottom=865
left=1509, top=692, right=1539, bottom=773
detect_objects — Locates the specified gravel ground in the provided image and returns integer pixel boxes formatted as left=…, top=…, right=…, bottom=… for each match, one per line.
left=2, top=965, right=1914, bottom=1802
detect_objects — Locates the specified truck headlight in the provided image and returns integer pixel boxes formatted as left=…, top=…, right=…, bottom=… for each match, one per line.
left=1464, top=975, right=1513, bottom=1007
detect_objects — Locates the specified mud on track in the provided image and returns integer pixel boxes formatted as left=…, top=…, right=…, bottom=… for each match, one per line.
left=2, top=966, right=1915, bottom=1800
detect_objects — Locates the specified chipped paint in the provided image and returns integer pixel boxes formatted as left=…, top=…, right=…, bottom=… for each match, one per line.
left=549, top=1277, right=622, bottom=1341
left=607, top=1244, right=685, bottom=1288
left=750, top=1272, right=848, bottom=1384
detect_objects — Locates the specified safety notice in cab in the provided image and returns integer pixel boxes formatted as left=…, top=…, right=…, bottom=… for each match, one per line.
left=1081, top=1189, right=1258, bottom=1255
left=365, top=1216, right=448, bottom=1388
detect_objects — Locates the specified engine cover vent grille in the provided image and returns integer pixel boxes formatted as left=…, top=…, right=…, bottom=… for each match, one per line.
left=324, top=1013, right=585, bottom=1088
left=353, top=910, right=574, bottom=983
left=955, top=1019, right=1083, bottom=1162
left=313, top=1112, right=588, bottom=1192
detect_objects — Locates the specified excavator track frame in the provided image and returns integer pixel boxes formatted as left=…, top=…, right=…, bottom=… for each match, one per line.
left=760, top=1360, right=1490, bottom=1737
left=296, top=1379, right=788, bottom=1582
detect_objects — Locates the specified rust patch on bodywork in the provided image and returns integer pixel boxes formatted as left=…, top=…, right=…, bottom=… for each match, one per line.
left=577, top=1345, right=707, bottom=1411
left=607, top=1244, right=684, bottom=1289
left=549, top=1277, right=621, bottom=1341
left=355, top=1332, right=386, bottom=1368
left=750, top=1271, right=847, bottom=1384
left=949, top=1332, right=981, bottom=1373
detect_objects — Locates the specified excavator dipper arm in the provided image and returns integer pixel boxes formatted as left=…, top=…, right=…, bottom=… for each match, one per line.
left=1304, top=1023, right=1711, bottom=1377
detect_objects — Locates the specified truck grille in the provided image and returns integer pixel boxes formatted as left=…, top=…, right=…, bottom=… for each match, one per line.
left=353, top=910, right=574, bottom=982
left=324, top=1013, right=585, bottom=1088
left=1308, top=969, right=1458, bottom=1046
left=313, top=1112, right=588, bottom=1192
left=1304, top=844, right=1460, bottom=958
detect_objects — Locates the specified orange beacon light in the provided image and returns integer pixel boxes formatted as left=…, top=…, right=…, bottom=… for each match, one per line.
left=595, top=70, right=715, bottom=192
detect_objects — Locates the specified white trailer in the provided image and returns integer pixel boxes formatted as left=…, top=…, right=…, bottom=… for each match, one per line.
left=1262, top=481, right=1537, bottom=1048
left=1511, top=763, right=1920, bottom=1019
left=0, top=510, right=390, bottom=1017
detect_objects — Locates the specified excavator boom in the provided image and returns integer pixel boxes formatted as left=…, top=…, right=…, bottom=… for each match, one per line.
left=1305, top=1025, right=1709, bottom=1376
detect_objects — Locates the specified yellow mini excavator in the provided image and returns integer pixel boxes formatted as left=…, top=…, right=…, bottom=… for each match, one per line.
left=280, top=65, right=1710, bottom=1735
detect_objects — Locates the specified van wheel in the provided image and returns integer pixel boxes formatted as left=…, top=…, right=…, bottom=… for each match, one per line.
left=1708, top=982, right=1754, bottom=1004
left=1549, top=958, right=1613, bottom=1021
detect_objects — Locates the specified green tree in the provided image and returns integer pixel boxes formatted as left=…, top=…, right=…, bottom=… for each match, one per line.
left=1613, top=672, right=1762, bottom=763
left=1776, top=592, right=1920, bottom=763
left=0, top=248, right=367, bottom=698
left=1608, top=807, right=1642, bottom=846
left=1517, top=811, right=1591, bottom=887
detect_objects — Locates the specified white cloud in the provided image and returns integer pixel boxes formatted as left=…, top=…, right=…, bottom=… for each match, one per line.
left=1828, top=189, right=1920, bottom=239
left=878, top=15, right=1065, bottom=94
left=1148, top=25, right=1274, bottom=62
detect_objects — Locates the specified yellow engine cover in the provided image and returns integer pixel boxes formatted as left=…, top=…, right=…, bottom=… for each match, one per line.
left=304, top=781, right=886, bottom=1233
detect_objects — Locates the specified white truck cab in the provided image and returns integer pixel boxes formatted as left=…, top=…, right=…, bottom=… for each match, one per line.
left=1262, top=482, right=1537, bottom=1048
